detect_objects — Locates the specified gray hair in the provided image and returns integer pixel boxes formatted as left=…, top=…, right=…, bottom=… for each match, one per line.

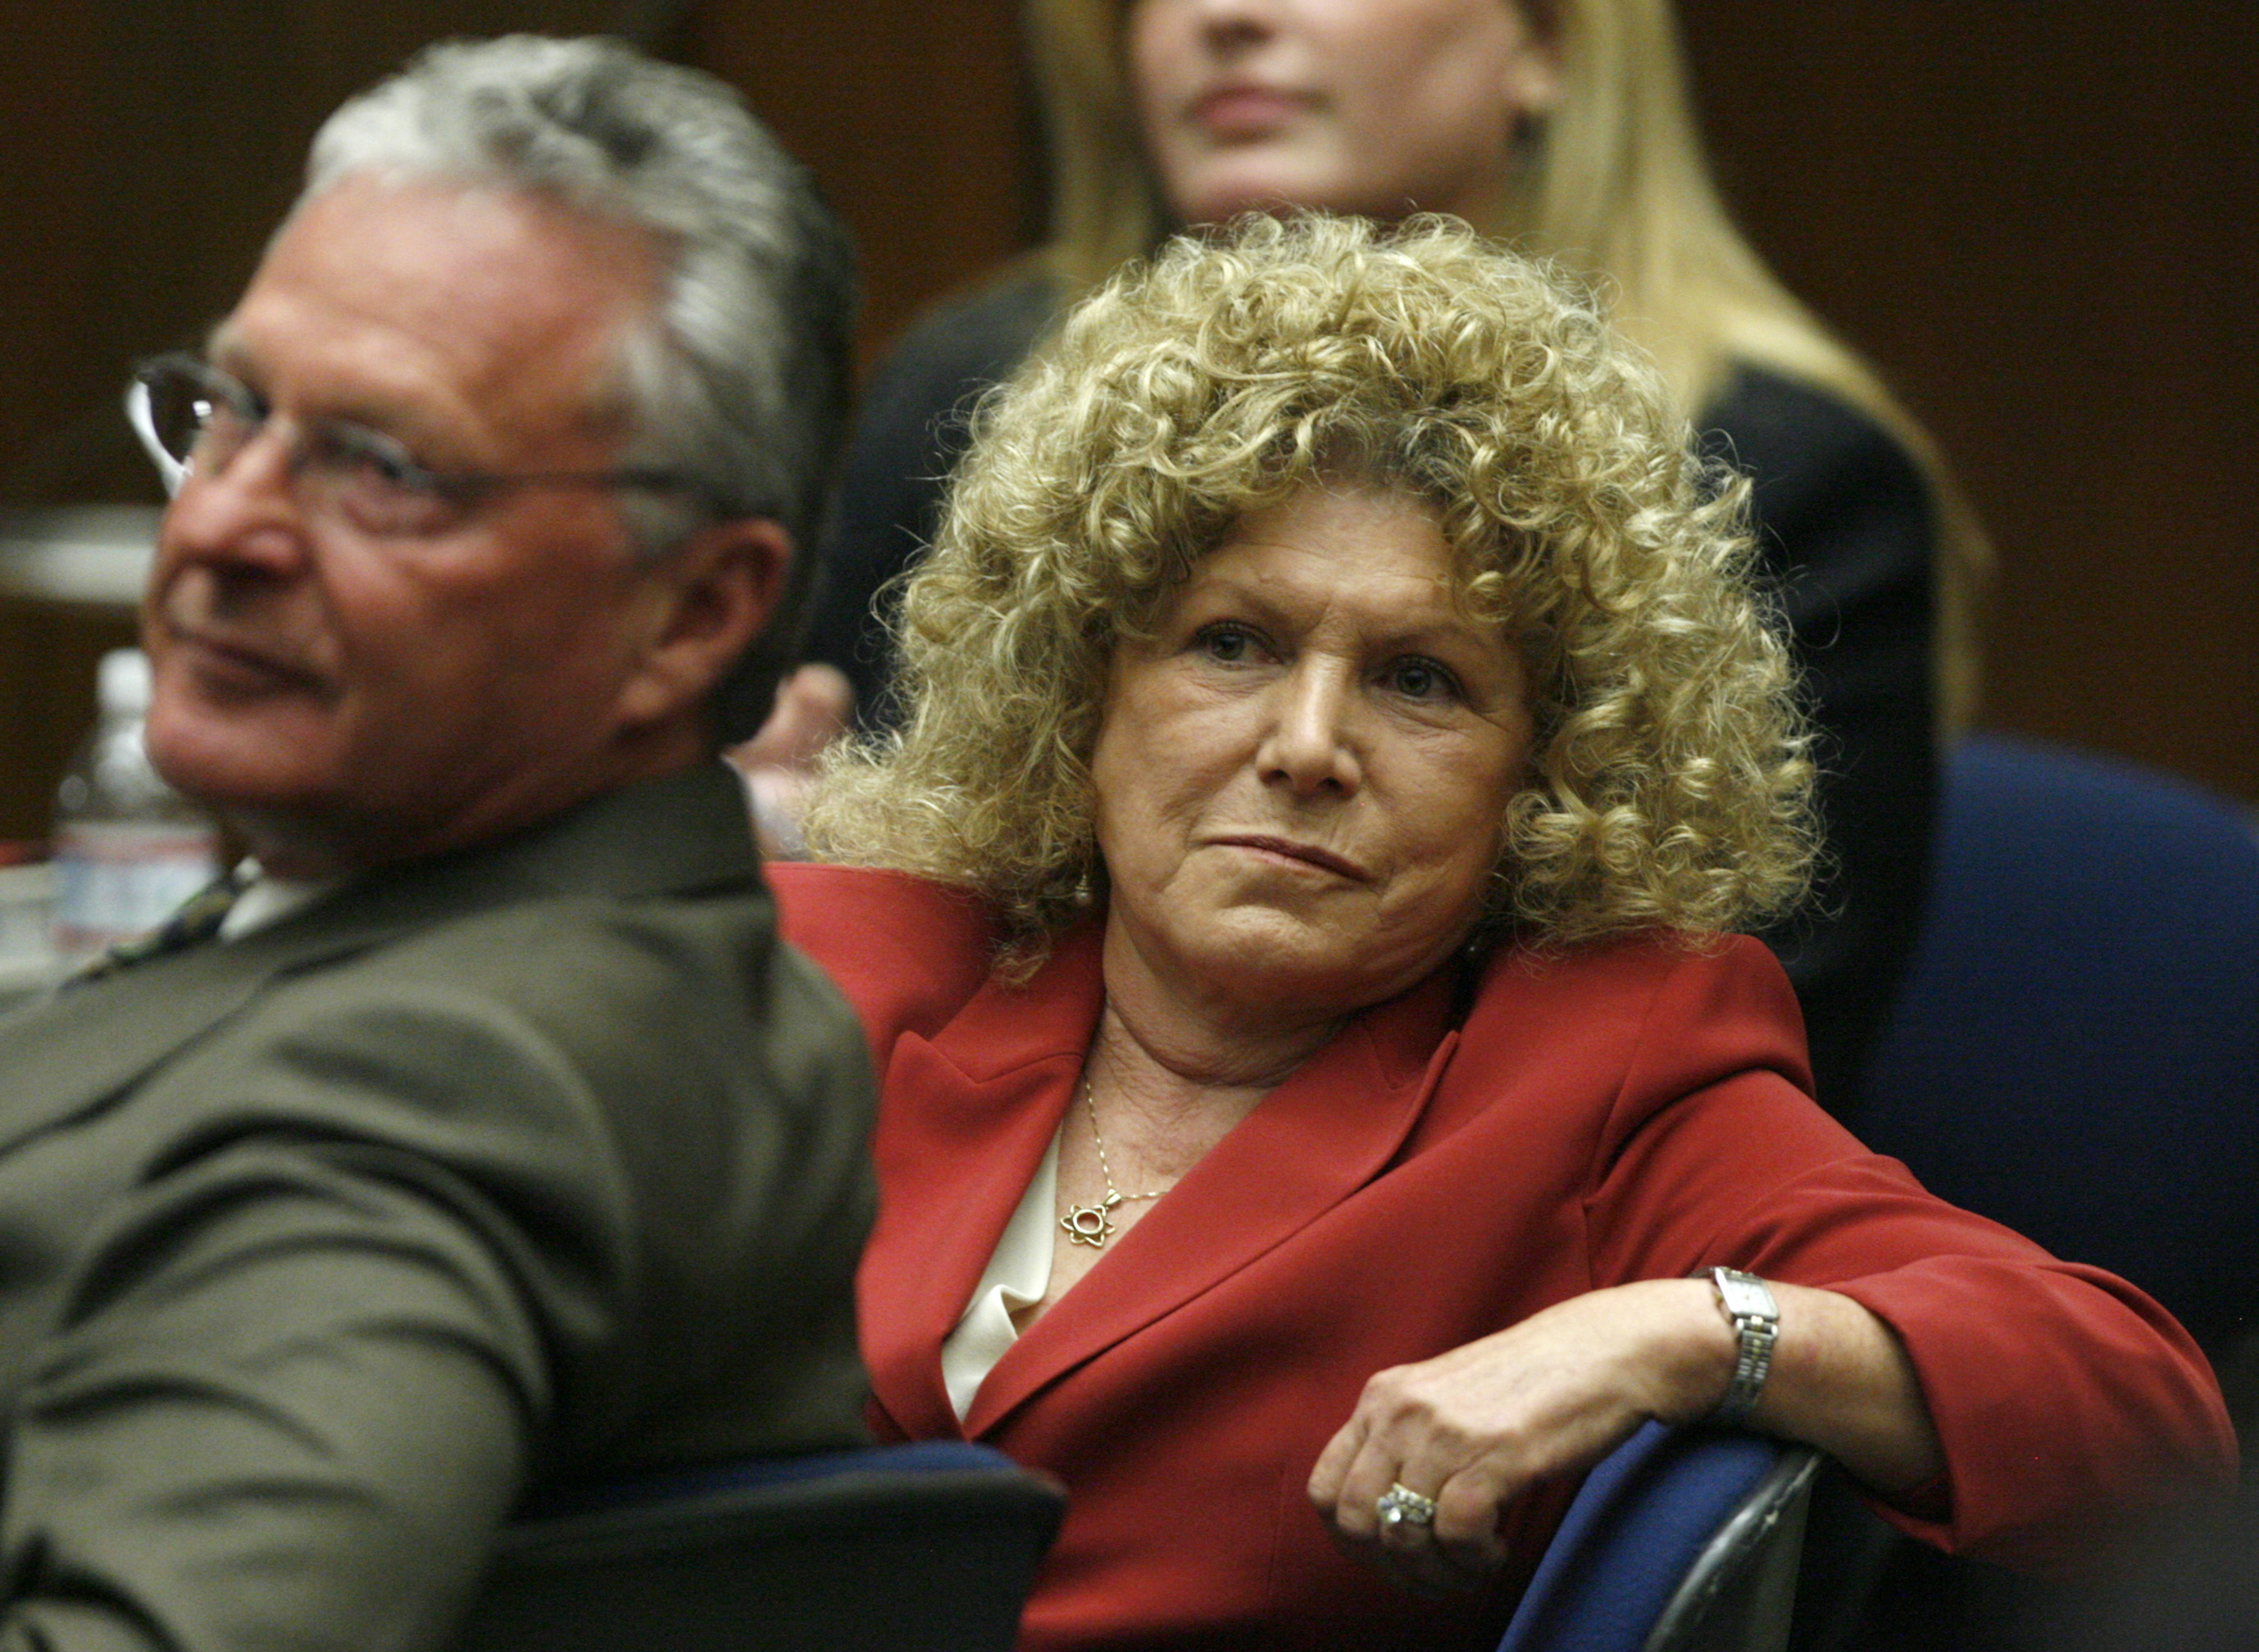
left=303, top=34, right=857, bottom=741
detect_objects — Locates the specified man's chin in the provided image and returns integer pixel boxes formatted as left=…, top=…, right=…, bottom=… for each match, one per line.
left=145, top=712, right=338, bottom=822
left=169, top=786, right=378, bottom=882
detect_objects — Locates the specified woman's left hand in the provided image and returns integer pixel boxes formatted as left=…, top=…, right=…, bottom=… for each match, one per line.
left=1307, top=1278, right=1732, bottom=1595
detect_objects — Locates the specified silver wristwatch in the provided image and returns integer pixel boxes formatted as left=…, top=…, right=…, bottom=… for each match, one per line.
left=1707, top=1267, right=1778, bottom=1426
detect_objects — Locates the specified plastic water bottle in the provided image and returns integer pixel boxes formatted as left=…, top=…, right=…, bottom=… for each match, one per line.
left=49, top=649, right=223, bottom=960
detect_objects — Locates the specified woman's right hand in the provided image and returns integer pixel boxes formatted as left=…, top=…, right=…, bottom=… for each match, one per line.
left=1307, top=1278, right=1732, bottom=1595
left=1308, top=1276, right=1943, bottom=1597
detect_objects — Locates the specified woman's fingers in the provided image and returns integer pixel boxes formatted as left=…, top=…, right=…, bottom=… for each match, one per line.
left=1305, top=1405, right=1368, bottom=1515
left=1309, top=1281, right=1729, bottom=1596
left=1326, top=1473, right=1477, bottom=1595
left=1432, top=1474, right=1514, bottom=1573
left=1311, top=1363, right=1523, bottom=1593
left=733, top=662, right=853, bottom=766
left=726, top=664, right=857, bottom=857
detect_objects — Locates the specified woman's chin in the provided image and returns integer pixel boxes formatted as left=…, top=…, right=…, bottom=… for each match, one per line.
left=1166, top=157, right=1354, bottom=230
left=1171, top=922, right=1445, bottom=1025
left=1166, top=163, right=1434, bottom=234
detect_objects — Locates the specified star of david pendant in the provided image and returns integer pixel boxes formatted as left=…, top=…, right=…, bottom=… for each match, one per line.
left=1061, top=1190, right=1123, bottom=1247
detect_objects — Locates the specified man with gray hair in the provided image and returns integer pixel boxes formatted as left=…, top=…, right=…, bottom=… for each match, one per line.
left=0, top=37, right=874, bottom=1651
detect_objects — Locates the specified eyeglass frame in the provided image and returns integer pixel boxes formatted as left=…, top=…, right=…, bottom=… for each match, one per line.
left=125, top=351, right=739, bottom=534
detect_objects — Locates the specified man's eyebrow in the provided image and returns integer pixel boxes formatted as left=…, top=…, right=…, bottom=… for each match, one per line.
left=196, top=322, right=464, bottom=460
left=202, top=322, right=256, bottom=377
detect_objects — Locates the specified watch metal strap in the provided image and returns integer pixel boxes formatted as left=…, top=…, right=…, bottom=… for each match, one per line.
left=1707, top=1266, right=1778, bottom=1425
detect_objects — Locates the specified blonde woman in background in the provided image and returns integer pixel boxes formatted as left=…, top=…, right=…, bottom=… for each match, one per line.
left=792, top=0, right=1982, bottom=1112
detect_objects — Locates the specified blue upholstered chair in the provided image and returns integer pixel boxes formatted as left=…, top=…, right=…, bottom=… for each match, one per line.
left=1816, top=733, right=2259, bottom=1652
left=452, top=1441, right=1065, bottom=1652
left=1854, top=733, right=2259, bottom=1357
left=1498, top=1421, right=1821, bottom=1652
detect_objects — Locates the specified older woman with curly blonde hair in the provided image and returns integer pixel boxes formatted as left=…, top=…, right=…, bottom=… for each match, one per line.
left=769, top=217, right=2230, bottom=1652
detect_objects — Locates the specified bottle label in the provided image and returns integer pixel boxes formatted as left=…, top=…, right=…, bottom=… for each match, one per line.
left=50, top=824, right=223, bottom=958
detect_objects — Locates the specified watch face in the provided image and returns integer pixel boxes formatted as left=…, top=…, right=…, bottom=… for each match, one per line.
left=1715, top=1268, right=1776, bottom=1321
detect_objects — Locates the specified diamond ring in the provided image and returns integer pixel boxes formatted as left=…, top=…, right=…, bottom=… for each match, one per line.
left=1376, top=1482, right=1439, bottom=1533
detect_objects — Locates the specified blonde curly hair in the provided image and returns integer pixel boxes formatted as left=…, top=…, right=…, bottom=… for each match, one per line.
left=807, top=214, right=1815, bottom=955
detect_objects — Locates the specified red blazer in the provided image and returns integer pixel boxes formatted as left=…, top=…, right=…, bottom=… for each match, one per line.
left=774, top=865, right=2234, bottom=1652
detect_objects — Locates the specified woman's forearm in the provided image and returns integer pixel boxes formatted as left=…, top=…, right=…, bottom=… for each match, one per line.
left=1650, top=1275, right=1945, bottom=1495
left=1744, top=1279, right=1943, bottom=1495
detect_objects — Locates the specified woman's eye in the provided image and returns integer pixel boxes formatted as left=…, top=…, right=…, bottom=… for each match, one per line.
left=1386, top=657, right=1459, bottom=703
left=1196, top=624, right=1261, bottom=664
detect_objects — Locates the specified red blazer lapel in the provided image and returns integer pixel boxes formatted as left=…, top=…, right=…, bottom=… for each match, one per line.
left=857, top=923, right=1106, bottom=1441
left=966, top=968, right=1461, bottom=1435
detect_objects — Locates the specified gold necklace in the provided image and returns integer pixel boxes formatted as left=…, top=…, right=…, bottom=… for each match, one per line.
left=1059, top=1076, right=1170, bottom=1249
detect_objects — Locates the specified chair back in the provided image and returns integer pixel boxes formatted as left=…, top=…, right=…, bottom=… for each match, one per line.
left=1497, top=1421, right=1820, bottom=1652
left=1855, top=734, right=2259, bottom=1353
left=1822, top=736, right=2259, bottom=1651
left=452, top=1440, right=1065, bottom=1652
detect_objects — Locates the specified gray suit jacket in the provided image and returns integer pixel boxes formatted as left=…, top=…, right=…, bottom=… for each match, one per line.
left=0, top=762, right=875, bottom=1652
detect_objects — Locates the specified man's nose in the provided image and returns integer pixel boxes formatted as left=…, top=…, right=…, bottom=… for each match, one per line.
left=157, top=425, right=313, bottom=578
left=1257, top=659, right=1361, bottom=797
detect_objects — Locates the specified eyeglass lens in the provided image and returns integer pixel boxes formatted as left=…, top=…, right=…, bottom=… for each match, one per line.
left=142, top=360, right=252, bottom=471
left=128, top=353, right=726, bottom=538
left=134, top=358, right=472, bottom=535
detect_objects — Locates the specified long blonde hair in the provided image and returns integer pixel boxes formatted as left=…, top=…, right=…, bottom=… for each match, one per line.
left=809, top=217, right=1816, bottom=956
left=1020, top=0, right=1983, bottom=725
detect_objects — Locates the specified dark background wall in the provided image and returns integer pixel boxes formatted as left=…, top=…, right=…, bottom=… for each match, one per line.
left=3, top=0, right=2251, bottom=840
left=1674, top=2, right=2257, bottom=808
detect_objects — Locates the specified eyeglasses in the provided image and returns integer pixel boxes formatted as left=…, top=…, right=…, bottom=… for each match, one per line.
left=126, top=352, right=724, bottom=538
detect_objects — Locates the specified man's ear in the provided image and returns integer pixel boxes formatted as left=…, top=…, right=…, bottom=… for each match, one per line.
left=614, top=516, right=792, bottom=733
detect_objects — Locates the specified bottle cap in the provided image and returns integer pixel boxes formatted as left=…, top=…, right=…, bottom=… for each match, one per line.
left=96, top=649, right=152, bottom=716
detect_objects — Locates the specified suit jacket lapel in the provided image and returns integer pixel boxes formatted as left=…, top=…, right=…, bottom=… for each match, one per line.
left=0, top=942, right=273, bottom=1157
left=0, top=764, right=758, bottom=1163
